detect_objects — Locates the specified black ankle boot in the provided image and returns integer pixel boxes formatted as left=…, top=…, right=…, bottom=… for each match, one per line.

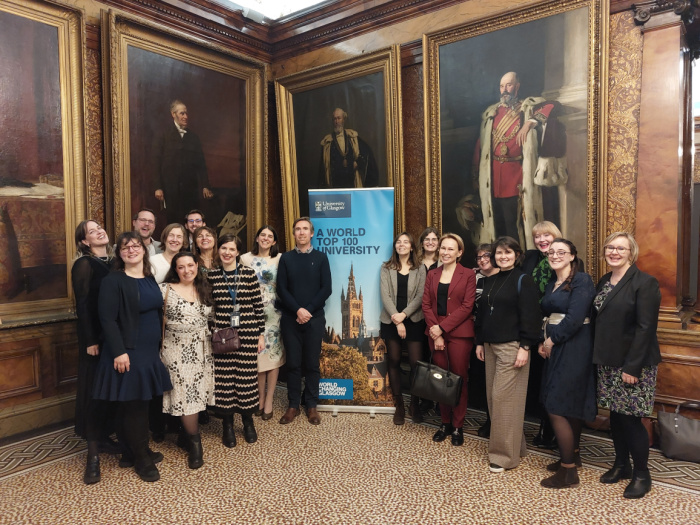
left=599, top=461, right=632, bottom=484
left=222, top=416, right=236, bottom=448
left=477, top=418, right=491, bottom=438
left=187, top=433, right=204, bottom=469
left=623, top=470, right=652, bottom=499
left=134, top=458, right=160, bottom=482
left=432, top=423, right=453, bottom=442
left=177, top=429, right=190, bottom=452
left=393, top=396, right=405, bottom=425
left=83, top=455, right=101, bottom=485
left=409, top=396, right=423, bottom=424
left=242, top=415, right=257, bottom=444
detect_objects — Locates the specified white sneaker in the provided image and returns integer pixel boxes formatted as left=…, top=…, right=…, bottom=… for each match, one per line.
left=489, top=463, right=505, bottom=473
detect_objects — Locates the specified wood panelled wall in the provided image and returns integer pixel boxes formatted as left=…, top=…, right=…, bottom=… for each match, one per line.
left=1, top=0, right=698, bottom=439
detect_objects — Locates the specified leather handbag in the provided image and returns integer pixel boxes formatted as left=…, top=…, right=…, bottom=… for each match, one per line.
left=211, top=266, right=241, bottom=355
left=658, top=402, right=700, bottom=463
left=211, top=327, right=240, bottom=354
left=410, top=352, right=463, bottom=407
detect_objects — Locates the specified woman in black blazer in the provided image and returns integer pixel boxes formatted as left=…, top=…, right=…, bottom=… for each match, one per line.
left=379, top=232, right=426, bottom=425
left=592, top=232, right=661, bottom=499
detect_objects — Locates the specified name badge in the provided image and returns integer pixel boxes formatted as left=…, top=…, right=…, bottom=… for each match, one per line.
left=230, top=312, right=240, bottom=327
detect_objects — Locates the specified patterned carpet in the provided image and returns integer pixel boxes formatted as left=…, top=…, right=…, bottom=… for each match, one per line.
left=1, top=388, right=699, bottom=524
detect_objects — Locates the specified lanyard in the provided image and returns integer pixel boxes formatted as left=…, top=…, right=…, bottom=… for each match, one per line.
left=221, top=265, right=239, bottom=305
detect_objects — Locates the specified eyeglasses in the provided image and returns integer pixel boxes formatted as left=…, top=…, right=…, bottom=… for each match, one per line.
left=476, top=253, right=491, bottom=261
left=604, top=245, right=629, bottom=254
left=136, top=218, right=155, bottom=225
left=187, top=219, right=203, bottom=224
left=424, top=238, right=438, bottom=244
left=547, top=250, right=571, bottom=258
left=120, top=243, right=142, bottom=252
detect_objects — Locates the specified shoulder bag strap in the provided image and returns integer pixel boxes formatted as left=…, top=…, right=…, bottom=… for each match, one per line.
left=161, top=284, right=170, bottom=341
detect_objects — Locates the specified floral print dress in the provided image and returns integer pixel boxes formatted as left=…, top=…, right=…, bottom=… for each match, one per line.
left=240, top=252, right=285, bottom=372
left=159, top=284, right=215, bottom=415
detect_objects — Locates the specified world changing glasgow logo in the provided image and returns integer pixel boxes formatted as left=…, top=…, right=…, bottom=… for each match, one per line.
left=318, top=379, right=353, bottom=399
left=310, top=193, right=351, bottom=218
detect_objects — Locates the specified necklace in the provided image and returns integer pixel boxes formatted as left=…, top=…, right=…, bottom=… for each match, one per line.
left=486, top=271, right=513, bottom=315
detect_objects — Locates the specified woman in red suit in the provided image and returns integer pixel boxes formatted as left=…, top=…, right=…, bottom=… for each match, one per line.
left=422, top=233, right=477, bottom=446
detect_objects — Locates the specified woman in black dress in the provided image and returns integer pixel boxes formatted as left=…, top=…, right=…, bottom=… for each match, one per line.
left=379, top=232, right=426, bottom=425
left=207, top=234, right=265, bottom=447
left=72, top=220, right=114, bottom=484
left=538, top=239, right=596, bottom=489
left=92, top=232, right=173, bottom=482
left=592, top=232, right=661, bottom=499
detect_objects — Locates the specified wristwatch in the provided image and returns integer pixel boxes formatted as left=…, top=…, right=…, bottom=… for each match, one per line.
left=521, top=344, right=530, bottom=351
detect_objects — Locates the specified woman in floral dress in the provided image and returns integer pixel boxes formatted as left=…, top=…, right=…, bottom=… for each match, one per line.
left=240, top=225, right=285, bottom=420
left=160, top=252, right=214, bottom=469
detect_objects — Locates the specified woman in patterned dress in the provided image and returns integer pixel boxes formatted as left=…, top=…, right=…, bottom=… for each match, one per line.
left=207, top=234, right=265, bottom=447
left=592, top=232, right=661, bottom=499
left=240, top=225, right=285, bottom=421
left=160, top=252, right=215, bottom=469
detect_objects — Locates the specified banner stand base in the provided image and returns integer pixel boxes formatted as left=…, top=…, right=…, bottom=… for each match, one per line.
left=316, top=404, right=395, bottom=418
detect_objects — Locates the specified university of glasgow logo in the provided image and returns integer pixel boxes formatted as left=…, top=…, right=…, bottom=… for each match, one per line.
left=309, top=193, right=351, bottom=218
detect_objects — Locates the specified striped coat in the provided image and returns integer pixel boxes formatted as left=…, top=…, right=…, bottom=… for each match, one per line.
left=207, top=264, right=264, bottom=414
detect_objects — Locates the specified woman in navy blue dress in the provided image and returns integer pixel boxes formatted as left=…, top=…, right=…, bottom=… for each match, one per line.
left=538, top=239, right=596, bottom=489
left=93, top=232, right=172, bottom=482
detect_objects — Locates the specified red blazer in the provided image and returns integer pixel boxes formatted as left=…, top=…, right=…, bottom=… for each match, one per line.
left=422, top=264, right=476, bottom=339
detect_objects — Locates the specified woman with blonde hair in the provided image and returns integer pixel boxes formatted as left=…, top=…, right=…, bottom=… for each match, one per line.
left=592, top=232, right=661, bottom=499
left=422, top=233, right=476, bottom=445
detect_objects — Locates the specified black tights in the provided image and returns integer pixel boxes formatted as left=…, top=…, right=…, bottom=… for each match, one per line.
left=117, top=400, right=151, bottom=466
left=386, top=339, right=424, bottom=398
left=549, top=413, right=583, bottom=464
left=610, top=411, right=649, bottom=472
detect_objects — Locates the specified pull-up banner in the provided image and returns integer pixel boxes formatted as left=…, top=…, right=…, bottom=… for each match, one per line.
left=309, top=188, right=394, bottom=407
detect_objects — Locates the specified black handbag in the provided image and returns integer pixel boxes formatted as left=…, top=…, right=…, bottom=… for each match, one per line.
left=658, top=402, right=700, bottom=463
left=410, top=351, right=463, bottom=407
left=211, top=327, right=241, bottom=354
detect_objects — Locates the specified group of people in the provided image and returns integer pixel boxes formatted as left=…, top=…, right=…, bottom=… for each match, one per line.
left=72, top=210, right=297, bottom=484
left=72, top=211, right=661, bottom=500
left=379, top=222, right=661, bottom=499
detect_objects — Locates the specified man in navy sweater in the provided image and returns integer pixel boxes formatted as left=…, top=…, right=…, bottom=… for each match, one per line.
left=277, top=217, right=332, bottom=425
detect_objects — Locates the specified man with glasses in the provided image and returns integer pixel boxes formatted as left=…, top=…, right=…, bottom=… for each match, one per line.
left=184, top=209, right=206, bottom=251
left=132, top=209, right=162, bottom=256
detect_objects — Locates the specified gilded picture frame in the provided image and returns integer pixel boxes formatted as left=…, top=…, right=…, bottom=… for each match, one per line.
left=423, top=0, right=609, bottom=275
left=275, top=46, right=405, bottom=238
left=103, top=11, right=267, bottom=247
left=0, top=0, right=86, bottom=325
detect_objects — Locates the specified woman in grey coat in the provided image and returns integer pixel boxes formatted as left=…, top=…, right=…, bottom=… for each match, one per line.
left=379, top=232, right=426, bottom=425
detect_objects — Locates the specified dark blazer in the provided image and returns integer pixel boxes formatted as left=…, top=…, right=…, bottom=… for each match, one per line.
left=422, top=264, right=476, bottom=339
left=379, top=265, right=426, bottom=324
left=592, top=264, right=661, bottom=377
left=98, top=271, right=163, bottom=358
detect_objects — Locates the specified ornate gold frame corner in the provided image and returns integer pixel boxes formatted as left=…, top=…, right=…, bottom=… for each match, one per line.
left=102, top=11, right=267, bottom=248
left=275, top=45, right=405, bottom=240
left=0, top=0, right=87, bottom=324
left=423, top=0, right=610, bottom=278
